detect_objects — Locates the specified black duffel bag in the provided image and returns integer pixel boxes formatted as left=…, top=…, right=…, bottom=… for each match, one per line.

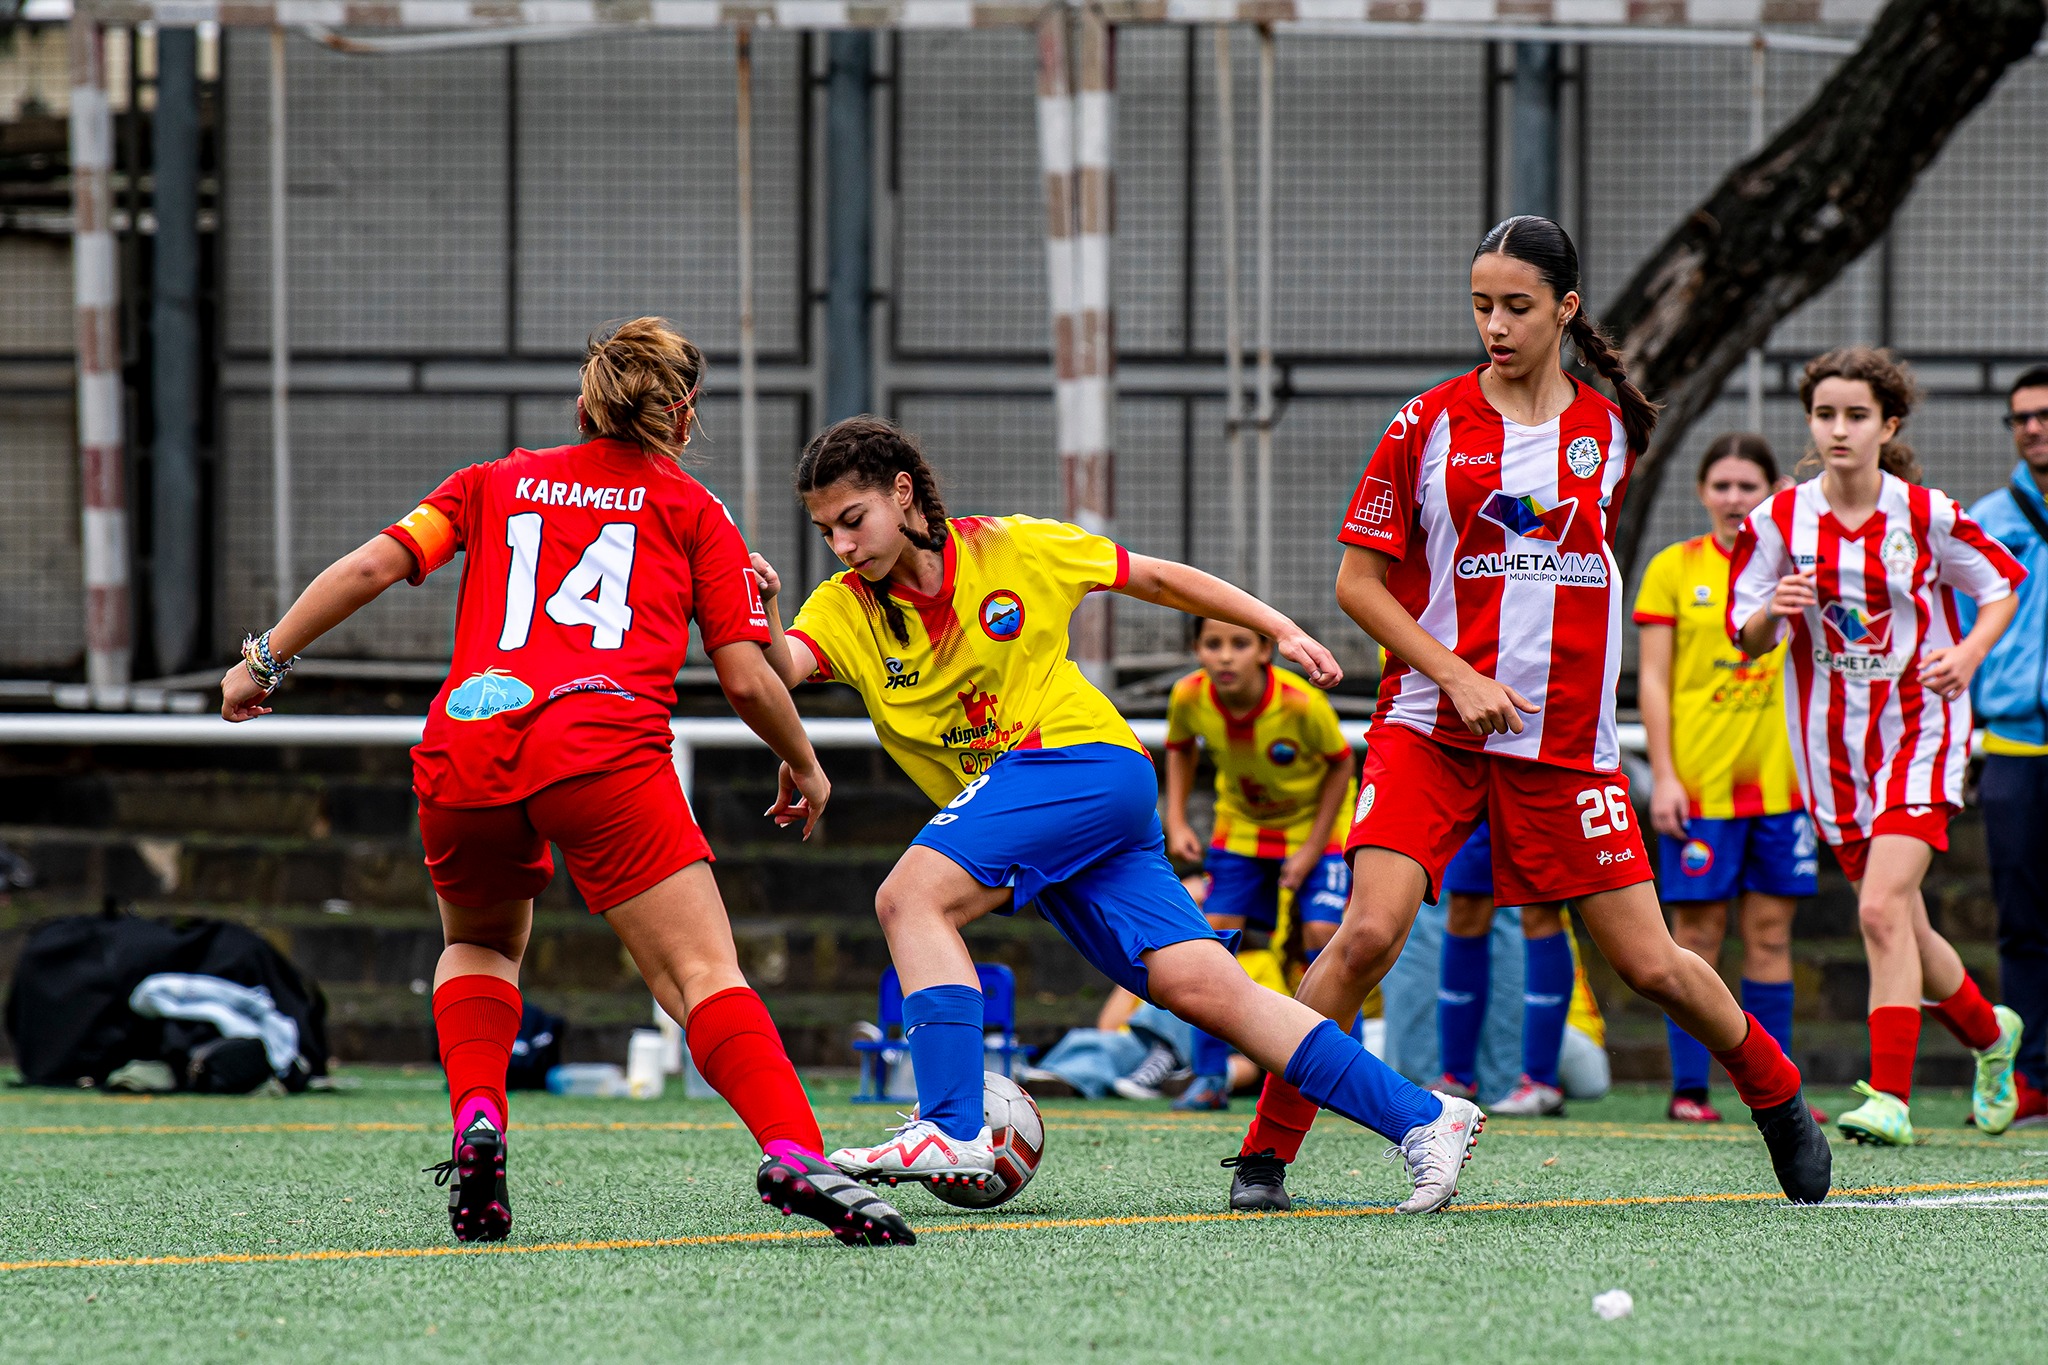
left=5, top=901, right=330, bottom=1090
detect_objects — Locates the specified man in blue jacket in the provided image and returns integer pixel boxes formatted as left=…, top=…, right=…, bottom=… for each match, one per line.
left=1963, top=364, right=2048, bottom=1128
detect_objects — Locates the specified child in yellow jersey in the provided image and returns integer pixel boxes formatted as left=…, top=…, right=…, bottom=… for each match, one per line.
left=758, top=417, right=1481, bottom=1216
left=1635, top=433, right=1818, bottom=1124
left=1163, top=617, right=1358, bottom=1108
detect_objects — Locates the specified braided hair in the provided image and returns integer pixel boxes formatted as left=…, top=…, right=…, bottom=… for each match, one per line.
left=795, top=416, right=950, bottom=647
left=1474, top=216, right=1661, bottom=455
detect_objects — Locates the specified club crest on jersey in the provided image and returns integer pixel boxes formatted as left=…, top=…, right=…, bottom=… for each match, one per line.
left=883, top=657, right=920, bottom=690
left=1692, top=584, right=1714, bottom=605
left=979, top=590, right=1025, bottom=642
left=1880, top=527, right=1918, bottom=577
left=1266, top=738, right=1299, bottom=766
left=447, top=669, right=534, bottom=721
left=1355, top=783, right=1376, bottom=823
left=1565, top=436, right=1604, bottom=480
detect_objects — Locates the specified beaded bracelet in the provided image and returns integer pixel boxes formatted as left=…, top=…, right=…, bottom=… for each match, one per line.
left=240, top=630, right=296, bottom=693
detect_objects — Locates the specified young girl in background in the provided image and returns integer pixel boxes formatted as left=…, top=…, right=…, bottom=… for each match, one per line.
left=1730, top=347, right=2026, bottom=1144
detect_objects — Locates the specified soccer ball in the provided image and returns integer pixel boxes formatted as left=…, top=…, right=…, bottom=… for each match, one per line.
left=927, top=1072, right=1045, bottom=1209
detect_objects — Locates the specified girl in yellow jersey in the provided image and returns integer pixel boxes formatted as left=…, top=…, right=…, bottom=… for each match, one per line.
left=758, top=418, right=1482, bottom=1214
left=1634, top=434, right=1818, bottom=1123
left=1163, top=616, right=1358, bottom=1108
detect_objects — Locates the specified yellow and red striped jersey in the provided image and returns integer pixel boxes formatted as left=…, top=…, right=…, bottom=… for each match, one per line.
left=1166, top=667, right=1355, bottom=858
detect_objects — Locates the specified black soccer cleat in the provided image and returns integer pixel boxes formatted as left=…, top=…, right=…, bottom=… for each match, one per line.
left=1221, top=1149, right=1292, bottom=1212
left=1753, top=1090, right=1832, bottom=1204
left=758, top=1150, right=916, bottom=1247
left=426, top=1110, right=511, bottom=1243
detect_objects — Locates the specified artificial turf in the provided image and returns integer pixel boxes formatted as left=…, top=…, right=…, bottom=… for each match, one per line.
left=1, top=1071, right=2043, bottom=1363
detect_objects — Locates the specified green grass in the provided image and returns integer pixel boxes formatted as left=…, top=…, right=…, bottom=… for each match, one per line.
left=2, top=1073, right=2044, bottom=1363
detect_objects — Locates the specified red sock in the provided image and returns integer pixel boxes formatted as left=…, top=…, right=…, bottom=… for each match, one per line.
left=1240, top=1074, right=1321, bottom=1162
left=1923, top=975, right=2001, bottom=1051
left=1709, top=1011, right=1803, bottom=1110
left=1868, top=1005, right=1922, bottom=1102
left=686, top=987, right=824, bottom=1157
left=433, top=974, right=522, bottom=1131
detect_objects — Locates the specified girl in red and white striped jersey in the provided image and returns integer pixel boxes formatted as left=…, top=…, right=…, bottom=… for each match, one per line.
left=1731, top=347, right=2028, bottom=1144
left=1225, top=217, right=1831, bottom=1214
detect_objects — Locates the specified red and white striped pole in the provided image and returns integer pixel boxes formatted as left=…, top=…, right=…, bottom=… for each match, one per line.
left=1038, top=3, right=1117, bottom=687
left=70, top=17, right=132, bottom=706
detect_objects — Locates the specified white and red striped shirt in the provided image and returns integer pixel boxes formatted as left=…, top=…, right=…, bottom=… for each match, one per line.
left=1726, top=473, right=2025, bottom=843
left=1338, top=368, right=1634, bottom=772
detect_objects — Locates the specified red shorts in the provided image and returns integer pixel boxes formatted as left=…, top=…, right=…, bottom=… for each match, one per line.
left=1827, top=804, right=1953, bottom=883
left=1347, top=722, right=1651, bottom=905
left=417, top=758, right=711, bottom=913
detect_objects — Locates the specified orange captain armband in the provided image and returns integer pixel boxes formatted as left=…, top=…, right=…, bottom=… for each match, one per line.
left=387, top=503, right=457, bottom=584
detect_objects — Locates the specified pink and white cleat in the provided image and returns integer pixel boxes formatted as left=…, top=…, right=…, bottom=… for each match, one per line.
left=828, top=1116, right=997, bottom=1195
left=1392, top=1094, right=1486, bottom=1214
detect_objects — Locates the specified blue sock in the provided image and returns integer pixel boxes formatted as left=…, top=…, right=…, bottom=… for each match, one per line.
left=1742, top=978, right=1796, bottom=1058
left=902, top=984, right=985, bottom=1140
left=1666, top=1018, right=1713, bottom=1095
left=1438, top=930, right=1491, bottom=1089
left=1284, top=1018, right=1443, bottom=1141
left=1190, top=1028, right=1231, bottom=1080
left=1522, top=931, right=1573, bottom=1089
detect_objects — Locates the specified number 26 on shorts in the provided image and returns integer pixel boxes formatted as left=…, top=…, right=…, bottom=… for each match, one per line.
left=1577, top=784, right=1630, bottom=839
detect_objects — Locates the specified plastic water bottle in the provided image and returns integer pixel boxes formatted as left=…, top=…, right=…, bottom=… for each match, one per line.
left=546, top=1062, right=626, bottom=1097
left=626, top=1030, right=666, bottom=1100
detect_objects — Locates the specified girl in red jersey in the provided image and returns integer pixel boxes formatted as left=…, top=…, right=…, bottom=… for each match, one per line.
left=220, top=318, right=912, bottom=1247
left=1730, top=347, right=2027, bottom=1146
left=1222, top=217, right=1832, bottom=1214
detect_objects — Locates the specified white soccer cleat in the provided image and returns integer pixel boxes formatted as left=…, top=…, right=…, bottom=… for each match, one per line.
left=1391, top=1094, right=1486, bottom=1214
left=828, top=1116, right=997, bottom=1193
left=1488, top=1075, right=1566, bottom=1117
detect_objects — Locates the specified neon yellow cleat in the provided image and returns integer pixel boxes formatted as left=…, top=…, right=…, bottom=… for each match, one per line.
left=1836, top=1080, right=1916, bottom=1146
left=1973, top=1005, right=2025, bottom=1136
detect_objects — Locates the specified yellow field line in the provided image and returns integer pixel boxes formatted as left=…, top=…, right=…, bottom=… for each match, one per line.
left=4, top=1177, right=2044, bottom=1275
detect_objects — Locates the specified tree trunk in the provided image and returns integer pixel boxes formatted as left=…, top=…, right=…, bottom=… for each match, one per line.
left=1605, top=0, right=2046, bottom=577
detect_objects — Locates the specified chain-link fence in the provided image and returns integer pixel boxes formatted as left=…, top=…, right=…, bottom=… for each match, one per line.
left=3, top=23, right=2042, bottom=677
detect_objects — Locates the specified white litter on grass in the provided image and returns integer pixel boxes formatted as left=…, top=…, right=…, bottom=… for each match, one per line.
left=1593, top=1289, right=1634, bottom=1321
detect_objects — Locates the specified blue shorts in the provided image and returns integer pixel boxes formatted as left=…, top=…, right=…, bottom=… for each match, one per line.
left=911, top=744, right=1233, bottom=1000
left=1657, top=812, right=1818, bottom=903
left=1204, top=848, right=1351, bottom=930
left=1441, top=822, right=1495, bottom=899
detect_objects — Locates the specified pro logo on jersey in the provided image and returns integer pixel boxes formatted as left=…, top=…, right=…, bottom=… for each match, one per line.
left=1680, top=839, right=1715, bottom=876
left=1880, top=526, right=1918, bottom=577
left=979, top=590, right=1024, bottom=642
left=1565, top=436, right=1604, bottom=480
left=1266, top=738, right=1299, bottom=766
left=883, top=656, right=920, bottom=690
left=447, top=669, right=534, bottom=721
